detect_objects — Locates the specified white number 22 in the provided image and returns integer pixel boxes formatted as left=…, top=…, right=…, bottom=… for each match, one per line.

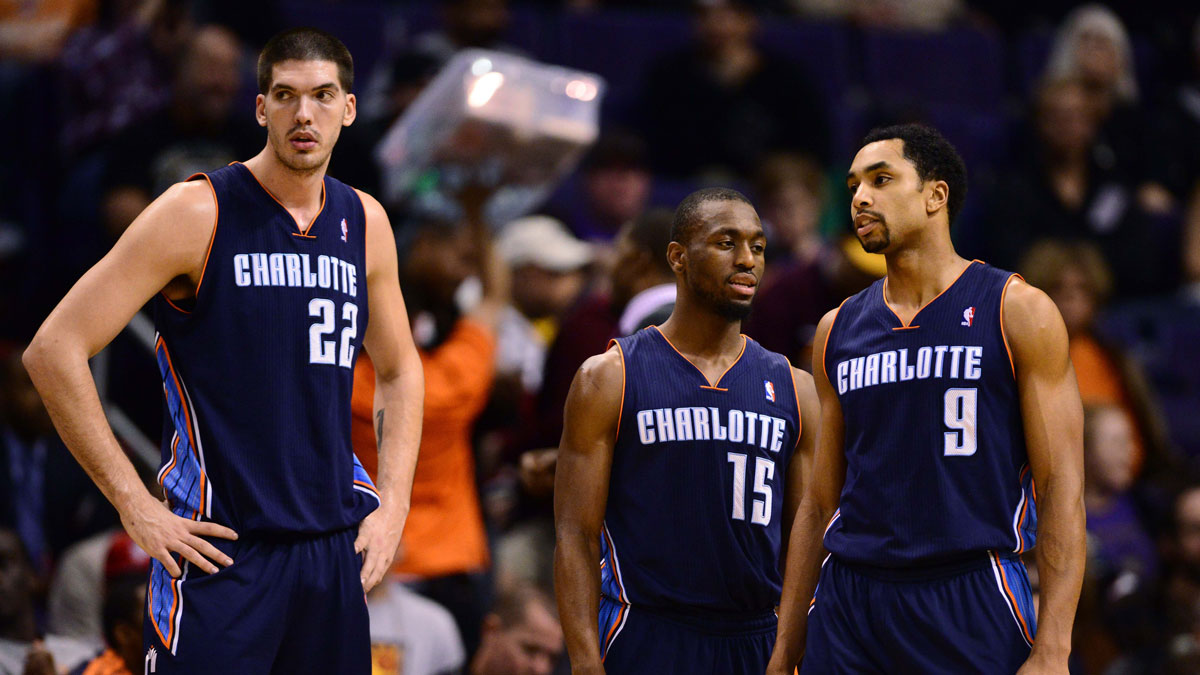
left=308, top=298, right=358, bottom=369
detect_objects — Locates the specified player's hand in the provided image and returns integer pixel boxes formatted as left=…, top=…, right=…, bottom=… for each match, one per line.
left=355, top=504, right=407, bottom=592
left=120, top=495, right=237, bottom=577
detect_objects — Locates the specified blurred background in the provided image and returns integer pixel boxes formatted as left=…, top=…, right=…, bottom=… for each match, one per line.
left=3, top=0, right=1200, bottom=673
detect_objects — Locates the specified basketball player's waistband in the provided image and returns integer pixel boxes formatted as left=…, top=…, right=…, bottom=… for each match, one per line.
left=833, top=550, right=1021, bottom=583
left=602, top=595, right=777, bottom=635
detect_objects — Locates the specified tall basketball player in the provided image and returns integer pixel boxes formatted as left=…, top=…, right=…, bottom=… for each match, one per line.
left=23, top=28, right=424, bottom=673
left=767, top=124, right=1085, bottom=675
left=554, top=188, right=819, bottom=674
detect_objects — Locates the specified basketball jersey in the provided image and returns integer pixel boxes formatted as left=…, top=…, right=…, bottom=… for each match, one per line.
left=152, top=162, right=378, bottom=536
left=822, top=261, right=1036, bottom=567
left=602, top=327, right=801, bottom=613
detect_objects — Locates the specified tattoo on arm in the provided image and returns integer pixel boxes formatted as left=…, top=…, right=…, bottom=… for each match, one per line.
left=375, top=409, right=385, bottom=447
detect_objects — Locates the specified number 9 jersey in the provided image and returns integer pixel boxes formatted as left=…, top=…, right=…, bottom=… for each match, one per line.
left=152, top=162, right=379, bottom=537
left=822, top=261, right=1037, bottom=568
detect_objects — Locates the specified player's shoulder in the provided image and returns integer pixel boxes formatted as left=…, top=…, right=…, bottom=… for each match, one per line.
left=1002, top=276, right=1059, bottom=324
left=574, top=344, right=625, bottom=395
left=131, top=179, right=217, bottom=246
left=1001, top=276, right=1067, bottom=354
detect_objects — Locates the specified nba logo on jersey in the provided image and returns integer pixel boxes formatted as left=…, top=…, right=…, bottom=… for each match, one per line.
left=961, top=306, right=975, bottom=327
left=764, top=380, right=776, bottom=402
left=340, top=218, right=348, bottom=242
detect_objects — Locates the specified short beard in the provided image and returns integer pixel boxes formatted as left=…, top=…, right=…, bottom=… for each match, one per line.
left=688, top=274, right=754, bottom=322
left=859, top=225, right=891, bottom=253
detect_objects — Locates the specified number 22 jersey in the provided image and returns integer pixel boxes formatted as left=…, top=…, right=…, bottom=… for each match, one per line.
left=152, top=162, right=379, bottom=536
left=822, top=261, right=1037, bottom=568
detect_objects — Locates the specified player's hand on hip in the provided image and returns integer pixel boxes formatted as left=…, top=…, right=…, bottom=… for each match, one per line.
left=120, top=495, right=237, bottom=577
left=355, top=505, right=406, bottom=592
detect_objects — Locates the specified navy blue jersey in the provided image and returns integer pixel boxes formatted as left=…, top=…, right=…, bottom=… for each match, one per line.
left=602, top=327, right=801, bottom=613
left=152, top=162, right=378, bottom=536
left=822, top=261, right=1036, bottom=567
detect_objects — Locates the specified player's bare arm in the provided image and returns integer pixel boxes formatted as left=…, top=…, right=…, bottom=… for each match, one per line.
left=767, top=308, right=848, bottom=675
left=1005, top=278, right=1086, bottom=675
left=779, top=366, right=819, bottom=566
left=355, top=189, right=425, bottom=593
left=554, top=347, right=623, bottom=675
left=22, top=180, right=238, bottom=577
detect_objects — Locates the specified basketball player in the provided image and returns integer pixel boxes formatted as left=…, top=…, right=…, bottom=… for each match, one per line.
left=766, top=124, right=1086, bottom=674
left=554, top=188, right=819, bottom=674
left=22, top=28, right=424, bottom=672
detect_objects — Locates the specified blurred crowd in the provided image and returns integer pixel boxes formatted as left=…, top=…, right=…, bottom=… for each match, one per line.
left=3, top=0, right=1200, bottom=673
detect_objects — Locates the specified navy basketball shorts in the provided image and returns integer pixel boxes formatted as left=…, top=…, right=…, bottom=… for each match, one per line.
left=142, top=527, right=370, bottom=674
left=598, top=595, right=777, bottom=674
left=802, top=552, right=1036, bottom=674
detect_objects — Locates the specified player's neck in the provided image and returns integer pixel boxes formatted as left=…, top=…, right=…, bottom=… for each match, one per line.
left=657, top=299, right=744, bottom=360
left=882, top=235, right=968, bottom=312
left=243, top=151, right=327, bottom=215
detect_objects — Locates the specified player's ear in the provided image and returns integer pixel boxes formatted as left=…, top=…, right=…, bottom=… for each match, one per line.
left=343, top=93, right=357, bottom=127
left=667, top=241, right=686, bottom=275
left=255, top=94, right=267, bottom=127
left=926, top=180, right=948, bottom=217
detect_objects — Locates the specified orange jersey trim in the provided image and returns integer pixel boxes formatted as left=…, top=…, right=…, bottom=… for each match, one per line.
left=237, top=161, right=327, bottom=236
left=1000, top=273, right=1022, bottom=380
left=820, top=298, right=850, bottom=380
left=156, top=336, right=205, bottom=520
left=651, top=326, right=746, bottom=390
left=993, top=552, right=1035, bottom=645
left=881, top=260, right=979, bottom=329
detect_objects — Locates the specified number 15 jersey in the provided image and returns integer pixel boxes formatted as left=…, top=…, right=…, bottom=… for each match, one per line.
left=822, top=261, right=1036, bottom=568
left=152, top=162, right=378, bottom=537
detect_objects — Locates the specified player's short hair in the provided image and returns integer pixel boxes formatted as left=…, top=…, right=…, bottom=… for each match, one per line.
left=671, top=187, right=754, bottom=245
left=861, top=124, right=967, bottom=226
left=257, top=27, right=354, bottom=95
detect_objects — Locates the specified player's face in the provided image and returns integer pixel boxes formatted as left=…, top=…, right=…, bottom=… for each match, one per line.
left=846, top=139, right=932, bottom=254
left=256, top=59, right=356, bottom=175
left=677, top=200, right=766, bottom=321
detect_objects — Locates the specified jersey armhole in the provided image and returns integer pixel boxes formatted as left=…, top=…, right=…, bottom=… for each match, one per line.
left=819, top=297, right=850, bottom=382
left=1000, top=273, right=1022, bottom=380
left=353, top=188, right=369, bottom=270
left=161, top=173, right=220, bottom=315
left=788, top=357, right=803, bottom=442
left=608, top=339, right=627, bottom=442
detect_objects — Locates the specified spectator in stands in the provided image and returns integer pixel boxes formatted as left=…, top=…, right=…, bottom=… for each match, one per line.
left=979, top=77, right=1174, bottom=296
left=352, top=205, right=508, bottom=658
left=1019, top=239, right=1173, bottom=483
left=56, top=0, right=193, bottom=156
left=367, top=579, right=467, bottom=675
left=554, top=131, right=652, bottom=244
left=495, top=215, right=594, bottom=396
left=0, top=528, right=94, bottom=674
left=791, top=0, right=964, bottom=31
left=100, top=24, right=259, bottom=239
left=469, top=582, right=562, bottom=675
left=69, top=538, right=150, bottom=675
left=413, top=0, right=522, bottom=66
left=1150, top=15, right=1200, bottom=204
left=636, top=0, right=828, bottom=180
left=1043, top=3, right=1174, bottom=215
left=1, top=350, right=118, bottom=580
left=1165, top=485, right=1200, bottom=644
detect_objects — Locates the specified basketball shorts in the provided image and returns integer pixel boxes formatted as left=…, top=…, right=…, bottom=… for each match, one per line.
left=597, top=595, right=777, bottom=674
left=142, top=527, right=369, bottom=674
left=802, top=551, right=1036, bottom=674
